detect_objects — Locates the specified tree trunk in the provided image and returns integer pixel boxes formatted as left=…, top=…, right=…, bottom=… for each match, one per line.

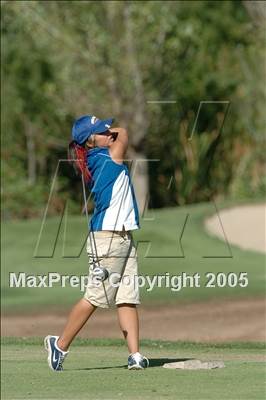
left=104, top=2, right=123, bottom=117
left=123, top=3, right=149, bottom=215
left=126, top=148, right=149, bottom=218
left=24, top=118, right=36, bottom=186
left=242, top=1, right=266, bottom=27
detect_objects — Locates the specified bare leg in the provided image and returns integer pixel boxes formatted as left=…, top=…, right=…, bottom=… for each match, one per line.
left=117, top=304, right=139, bottom=354
left=57, top=299, right=97, bottom=351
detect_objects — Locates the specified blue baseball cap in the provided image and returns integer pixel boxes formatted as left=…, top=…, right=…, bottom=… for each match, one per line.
left=72, top=115, right=114, bottom=145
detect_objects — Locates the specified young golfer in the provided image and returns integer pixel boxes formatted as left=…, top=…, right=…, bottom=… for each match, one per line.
left=44, top=115, right=149, bottom=371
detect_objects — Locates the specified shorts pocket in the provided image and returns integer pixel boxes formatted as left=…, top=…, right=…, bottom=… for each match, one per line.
left=87, top=235, right=122, bottom=258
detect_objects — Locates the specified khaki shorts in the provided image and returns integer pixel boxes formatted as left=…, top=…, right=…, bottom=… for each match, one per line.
left=84, top=230, right=140, bottom=309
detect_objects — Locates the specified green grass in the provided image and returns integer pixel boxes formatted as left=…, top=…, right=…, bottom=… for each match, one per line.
left=1, top=338, right=265, bottom=400
left=2, top=200, right=265, bottom=313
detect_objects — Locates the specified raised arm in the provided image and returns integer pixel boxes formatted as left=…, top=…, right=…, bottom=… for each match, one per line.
left=109, top=127, right=129, bottom=164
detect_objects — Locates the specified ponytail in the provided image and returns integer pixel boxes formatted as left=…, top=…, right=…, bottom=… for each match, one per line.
left=68, top=140, right=92, bottom=184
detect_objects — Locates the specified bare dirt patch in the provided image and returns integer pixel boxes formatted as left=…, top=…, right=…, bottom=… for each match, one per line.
left=2, top=297, right=265, bottom=342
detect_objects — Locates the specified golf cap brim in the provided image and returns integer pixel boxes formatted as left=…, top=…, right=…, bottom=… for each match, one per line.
left=92, top=118, right=114, bottom=134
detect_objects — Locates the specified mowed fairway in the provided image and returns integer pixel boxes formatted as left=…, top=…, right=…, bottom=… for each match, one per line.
left=2, top=201, right=266, bottom=312
left=1, top=338, right=265, bottom=400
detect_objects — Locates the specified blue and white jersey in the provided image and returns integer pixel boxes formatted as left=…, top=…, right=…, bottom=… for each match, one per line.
left=87, top=147, right=140, bottom=232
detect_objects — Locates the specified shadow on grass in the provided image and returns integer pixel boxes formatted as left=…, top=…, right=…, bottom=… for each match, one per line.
left=149, top=358, right=193, bottom=367
left=73, top=358, right=194, bottom=371
left=74, top=365, right=127, bottom=371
